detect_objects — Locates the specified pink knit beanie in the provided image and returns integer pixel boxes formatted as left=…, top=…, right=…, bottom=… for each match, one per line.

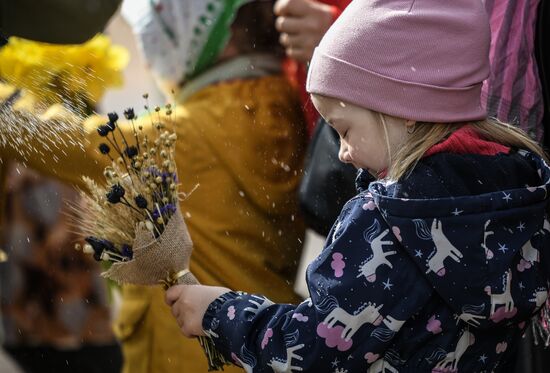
left=306, top=0, right=491, bottom=122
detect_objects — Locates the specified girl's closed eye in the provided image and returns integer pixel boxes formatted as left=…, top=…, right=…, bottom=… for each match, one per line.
left=327, top=119, right=347, bottom=139
left=335, top=123, right=348, bottom=139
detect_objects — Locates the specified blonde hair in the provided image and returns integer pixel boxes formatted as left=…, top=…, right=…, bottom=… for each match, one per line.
left=385, top=117, right=548, bottom=181
left=379, top=113, right=393, bottom=167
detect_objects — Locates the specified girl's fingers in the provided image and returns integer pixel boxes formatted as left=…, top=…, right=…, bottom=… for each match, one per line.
left=177, top=315, right=189, bottom=335
left=177, top=315, right=198, bottom=338
left=171, top=301, right=181, bottom=319
left=165, top=285, right=184, bottom=306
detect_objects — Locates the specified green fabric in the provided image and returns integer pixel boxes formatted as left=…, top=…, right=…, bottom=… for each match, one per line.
left=190, top=0, right=250, bottom=79
left=1, top=0, right=121, bottom=44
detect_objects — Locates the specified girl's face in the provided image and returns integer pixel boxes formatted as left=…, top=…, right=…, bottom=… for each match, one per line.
left=311, top=94, right=411, bottom=175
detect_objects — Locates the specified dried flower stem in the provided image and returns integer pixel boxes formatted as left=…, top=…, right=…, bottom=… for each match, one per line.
left=104, top=249, right=128, bottom=262
left=155, top=203, right=166, bottom=230
left=105, top=135, right=138, bottom=189
left=116, top=125, right=132, bottom=155
left=144, top=209, right=162, bottom=237
left=121, top=196, right=148, bottom=218
left=130, top=118, right=140, bottom=152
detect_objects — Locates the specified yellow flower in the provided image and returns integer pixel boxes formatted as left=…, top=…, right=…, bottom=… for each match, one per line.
left=0, top=35, right=129, bottom=106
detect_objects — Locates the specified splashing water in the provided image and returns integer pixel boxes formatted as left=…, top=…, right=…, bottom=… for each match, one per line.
left=0, top=97, right=88, bottom=165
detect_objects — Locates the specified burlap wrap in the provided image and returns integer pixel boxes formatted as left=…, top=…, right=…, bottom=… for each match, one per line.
left=102, top=208, right=228, bottom=370
left=102, top=209, right=198, bottom=286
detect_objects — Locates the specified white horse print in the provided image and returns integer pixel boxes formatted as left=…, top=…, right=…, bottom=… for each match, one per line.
left=481, top=220, right=494, bottom=260
left=456, top=303, right=487, bottom=327
left=518, top=218, right=550, bottom=271
left=367, top=358, right=399, bottom=373
left=323, top=302, right=384, bottom=341
left=382, top=315, right=406, bottom=332
left=232, top=344, right=256, bottom=373
left=530, top=289, right=549, bottom=310
left=244, top=295, right=274, bottom=320
left=434, top=329, right=475, bottom=372
left=268, top=344, right=305, bottom=373
left=426, top=219, right=463, bottom=277
left=358, top=220, right=396, bottom=283
left=485, top=270, right=514, bottom=317
left=457, top=312, right=486, bottom=327
left=520, top=239, right=540, bottom=265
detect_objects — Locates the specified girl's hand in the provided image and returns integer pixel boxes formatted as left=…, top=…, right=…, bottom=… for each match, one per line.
left=165, top=284, right=230, bottom=338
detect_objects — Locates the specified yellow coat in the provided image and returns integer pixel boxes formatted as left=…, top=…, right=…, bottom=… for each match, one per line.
left=0, top=76, right=306, bottom=372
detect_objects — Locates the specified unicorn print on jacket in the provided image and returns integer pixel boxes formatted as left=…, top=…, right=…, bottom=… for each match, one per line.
left=202, top=151, right=550, bottom=372
left=357, top=219, right=396, bottom=283
left=426, top=219, right=463, bottom=277
left=433, top=329, right=475, bottom=373
left=320, top=302, right=383, bottom=343
left=485, top=270, right=516, bottom=321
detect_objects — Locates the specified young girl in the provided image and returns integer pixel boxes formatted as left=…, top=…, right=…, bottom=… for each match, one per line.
left=166, top=0, right=550, bottom=371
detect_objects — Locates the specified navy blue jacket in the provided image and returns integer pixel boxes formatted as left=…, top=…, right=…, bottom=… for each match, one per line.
left=203, top=149, right=550, bottom=372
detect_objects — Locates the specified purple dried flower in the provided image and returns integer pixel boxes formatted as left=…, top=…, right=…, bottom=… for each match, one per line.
left=153, top=203, right=177, bottom=221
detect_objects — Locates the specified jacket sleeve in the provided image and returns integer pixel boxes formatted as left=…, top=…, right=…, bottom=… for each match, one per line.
left=202, top=192, right=434, bottom=372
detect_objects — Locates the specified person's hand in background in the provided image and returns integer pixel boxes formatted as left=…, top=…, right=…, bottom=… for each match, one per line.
left=274, top=0, right=335, bottom=63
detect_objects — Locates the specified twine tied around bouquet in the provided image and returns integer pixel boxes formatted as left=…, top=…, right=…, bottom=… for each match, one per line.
left=160, top=269, right=193, bottom=290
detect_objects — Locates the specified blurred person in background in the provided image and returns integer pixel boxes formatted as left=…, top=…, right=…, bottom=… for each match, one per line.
left=480, top=0, right=550, bottom=371
left=275, top=0, right=351, bottom=136
left=274, top=0, right=357, bottom=239
left=0, top=35, right=128, bottom=373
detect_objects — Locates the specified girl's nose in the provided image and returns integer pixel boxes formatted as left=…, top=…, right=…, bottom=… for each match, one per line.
left=339, top=143, right=351, bottom=164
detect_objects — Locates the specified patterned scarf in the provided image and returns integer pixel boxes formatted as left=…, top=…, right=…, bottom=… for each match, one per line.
left=122, top=0, right=253, bottom=89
